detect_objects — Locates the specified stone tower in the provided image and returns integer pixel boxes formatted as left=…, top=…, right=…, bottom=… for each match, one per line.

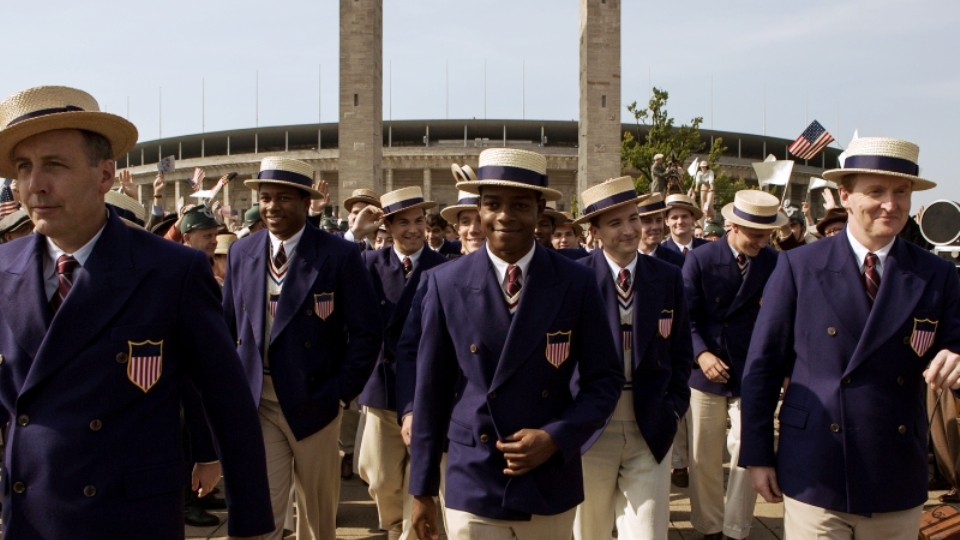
left=339, top=0, right=384, bottom=209
left=578, top=0, right=621, bottom=195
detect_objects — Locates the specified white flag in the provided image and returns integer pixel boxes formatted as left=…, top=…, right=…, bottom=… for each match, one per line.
left=809, top=177, right=838, bottom=190
left=753, top=159, right=795, bottom=187
left=764, top=154, right=777, bottom=163
left=687, top=158, right=700, bottom=177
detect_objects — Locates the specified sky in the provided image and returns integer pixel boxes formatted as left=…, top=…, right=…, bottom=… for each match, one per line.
left=2, top=0, right=959, bottom=208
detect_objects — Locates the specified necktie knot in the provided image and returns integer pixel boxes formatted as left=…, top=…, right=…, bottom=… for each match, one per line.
left=57, top=254, right=79, bottom=276
left=864, top=252, right=880, bottom=301
left=505, top=264, right=522, bottom=298
left=682, top=246, right=689, bottom=256
left=51, top=255, right=79, bottom=313
left=402, top=256, right=413, bottom=278
left=617, top=268, right=631, bottom=292
left=274, top=242, right=288, bottom=268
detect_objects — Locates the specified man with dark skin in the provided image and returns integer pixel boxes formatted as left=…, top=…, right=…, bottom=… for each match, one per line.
left=409, top=147, right=622, bottom=540
left=534, top=212, right=555, bottom=247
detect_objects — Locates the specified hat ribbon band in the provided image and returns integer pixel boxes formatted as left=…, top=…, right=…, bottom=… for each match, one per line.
left=383, top=197, right=425, bottom=214
left=457, top=197, right=480, bottom=206
left=638, top=200, right=667, bottom=213
left=257, top=169, right=313, bottom=188
left=477, top=165, right=548, bottom=187
left=733, top=206, right=778, bottom=224
left=583, top=191, right=638, bottom=216
left=843, top=155, right=919, bottom=176
left=7, top=105, right=85, bottom=127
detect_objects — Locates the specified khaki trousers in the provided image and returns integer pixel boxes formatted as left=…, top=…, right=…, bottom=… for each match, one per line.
left=358, top=406, right=413, bottom=539
left=573, top=418, right=671, bottom=540
left=445, top=506, right=576, bottom=540
left=688, top=389, right=756, bottom=539
left=671, top=412, right=690, bottom=470
left=259, top=381, right=342, bottom=540
left=783, top=496, right=922, bottom=540
left=339, top=399, right=361, bottom=456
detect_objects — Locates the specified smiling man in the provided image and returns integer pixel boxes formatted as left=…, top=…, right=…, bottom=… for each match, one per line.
left=0, top=86, right=274, bottom=539
left=662, top=194, right=708, bottom=256
left=409, top=148, right=623, bottom=540
left=741, top=138, right=960, bottom=539
left=358, top=186, right=450, bottom=540
left=222, top=157, right=382, bottom=540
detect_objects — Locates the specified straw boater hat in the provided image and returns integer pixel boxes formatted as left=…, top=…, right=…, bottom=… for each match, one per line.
left=380, top=186, right=437, bottom=217
left=664, top=193, right=704, bottom=221
left=343, top=188, right=382, bottom=211
left=104, top=190, right=147, bottom=228
left=244, top=157, right=323, bottom=199
left=721, top=190, right=789, bottom=229
left=573, top=176, right=643, bottom=225
left=456, top=148, right=562, bottom=201
left=214, top=233, right=238, bottom=256
left=822, top=137, right=936, bottom=191
left=637, top=192, right=667, bottom=217
left=440, top=190, right=480, bottom=223
left=0, top=86, right=138, bottom=178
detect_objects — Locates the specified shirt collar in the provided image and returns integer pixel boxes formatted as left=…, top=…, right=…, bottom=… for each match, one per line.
left=486, top=242, right=536, bottom=284
left=728, top=241, right=744, bottom=262
left=394, top=244, right=425, bottom=265
left=45, top=216, right=108, bottom=268
left=602, top=249, right=638, bottom=283
left=846, top=227, right=896, bottom=272
left=268, top=225, right=305, bottom=259
left=673, top=236, right=694, bottom=251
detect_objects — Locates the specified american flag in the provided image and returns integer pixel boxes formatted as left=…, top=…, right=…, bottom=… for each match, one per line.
left=0, top=181, right=17, bottom=218
left=188, top=168, right=205, bottom=192
left=788, top=120, right=835, bottom=160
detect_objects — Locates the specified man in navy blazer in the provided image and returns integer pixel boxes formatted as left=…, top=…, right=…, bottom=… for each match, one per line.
left=661, top=193, right=708, bottom=256
left=356, top=186, right=449, bottom=540
left=683, top=190, right=784, bottom=540
left=0, top=85, right=273, bottom=539
left=572, top=178, right=693, bottom=540
left=409, top=148, right=623, bottom=540
left=741, top=137, right=960, bottom=539
left=426, top=213, right=463, bottom=259
left=223, top=157, right=382, bottom=540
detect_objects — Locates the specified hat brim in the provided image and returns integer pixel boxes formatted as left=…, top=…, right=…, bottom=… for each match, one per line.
left=440, top=203, right=478, bottom=223
left=665, top=203, right=704, bottom=222
left=0, top=111, right=138, bottom=177
left=815, top=214, right=848, bottom=236
left=572, top=196, right=645, bottom=225
left=636, top=194, right=668, bottom=217
left=821, top=168, right=937, bottom=191
left=720, top=203, right=789, bottom=229
left=383, top=201, right=438, bottom=217
left=343, top=196, right=382, bottom=211
left=456, top=180, right=563, bottom=202
left=244, top=179, right=324, bottom=199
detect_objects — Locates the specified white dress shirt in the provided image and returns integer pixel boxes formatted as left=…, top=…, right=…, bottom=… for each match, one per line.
left=268, top=225, right=305, bottom=261
left=486, top=242, right=536, bottom=288
left=846, top=227, right=895, bottom=278
left=394, top=244, right=424, bottom=268
left=43, top=224, right=106, bottom=301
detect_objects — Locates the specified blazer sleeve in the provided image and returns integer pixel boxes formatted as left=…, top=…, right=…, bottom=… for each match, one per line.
left=409, top=273, right=459, bottom=497
left=739, top=251, right=797, bottom=468
left=336, top=246, right=384, bottom=404
left=180, top=380, right=217, bottom=464
left=177, top=250, right=274, bottom=537
left=682, top=251, right=710, bottom=361
left=541, top=275, right=625, bottom=463
left=220, top=248, right=239, bottom=340
left=395, top=280, right=428, bottom=422
left=667, top=268, right=694, bottom=417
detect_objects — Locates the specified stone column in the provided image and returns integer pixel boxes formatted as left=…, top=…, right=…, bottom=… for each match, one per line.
left=174, top=180, right=182, bottom=207
left=137, top=184, right=144, bottom=206
left=339, top=0, right=384, bottom=195
left=422, top=168, right=432, bottom=202
left=578, top=0, right=621, bottom=194
left=385, top=168, right=394, bottom=192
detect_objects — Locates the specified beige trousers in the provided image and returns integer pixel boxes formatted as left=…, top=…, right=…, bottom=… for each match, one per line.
left=259, top=379, right=342, bottom=540
left=783, top=496, right=922, bottom=540
left=445, top=506, right=576, bottom=540
left=671, top=412, right=690, bottom=470
left=339, top=399, right=361, bottom=455
left=573, top=418, right=672, bottom=540
left=688, top=389, right=756, bottom=539
left=358, top=406, right=413, bottom=539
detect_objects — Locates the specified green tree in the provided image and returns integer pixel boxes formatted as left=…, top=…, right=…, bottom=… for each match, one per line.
left=705, top=137, right=751, bottom=210
left=622, top=88, right=705, bottom=193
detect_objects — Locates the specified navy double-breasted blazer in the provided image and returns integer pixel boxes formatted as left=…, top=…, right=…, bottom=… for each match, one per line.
left=409, top=244, right=623, bottom=520
left=359, top=245, right=449, bottom=411
left=661, top=236, right=708, bottom=255
left=579, top=250, right=693, bottom=463
left=683, top=234, right=778, bottom=397
left=649, top=243, right=686, bottom=268
left=0, top=210, right=273, bottom=538
left=222, top=223, right=382, bottom=441
left=740, top=233, right=960, bottom=514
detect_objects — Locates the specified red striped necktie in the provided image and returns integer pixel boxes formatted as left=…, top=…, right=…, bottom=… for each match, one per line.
left=274, top=242, right=288, bottom=267
left=864, top=252, right=880, bottom=301
left=617, top=269, right=631, bottom=292
left=402, top=257, right=413, bottom=279
left=51, top=255, right=79, bottom=312
left=505, top=264, right=522, bottom=298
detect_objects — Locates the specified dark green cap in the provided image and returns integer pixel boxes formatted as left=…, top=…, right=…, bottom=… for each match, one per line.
left=180, top=205, right=220, bottom=234
left=243, top=205, right=261, bottom=227
left=703, top=221, right=724, bottom=238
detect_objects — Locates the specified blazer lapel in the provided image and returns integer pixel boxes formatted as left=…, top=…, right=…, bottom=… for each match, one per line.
left=816, top=235, right=870, bottom=339
left=387, top=247, right=445, bottom=331
left=271, top=226, right=326, bottom=343
left=22, top=213, right=139, bottom=395
left=240, top=232, right=268, bottom=354
left=586, top=251, right=623, bottom=353
left=458, top=250, right=511, bottom=359
left=381, top=250, right=407, bottom=306
left=0, top=234, right=52, bottom=360
left=845, top=239, right=928, bottom=375
left=632, top=255, right=665, bottom=362
left=728, top=248, right=774, bottom=315
left=711, top=237, right=742, bottom=303
left=491, top=246, right=567, bottom=391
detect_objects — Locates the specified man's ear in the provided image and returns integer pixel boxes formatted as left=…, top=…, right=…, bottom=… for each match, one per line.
left=97, top=159, right=116, bottom=195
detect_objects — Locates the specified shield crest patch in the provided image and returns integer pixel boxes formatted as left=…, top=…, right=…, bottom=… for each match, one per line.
left=910, top=318, right=938, bottom=357
left=128, top=340, right=163, bottom=393
left=314, top=293, right=334, bottom=320
left=269, top=294, right=280, bottom=318
left=546, top=331, right=572, bottom=368
left=659, top=310, right=674, bottom=339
